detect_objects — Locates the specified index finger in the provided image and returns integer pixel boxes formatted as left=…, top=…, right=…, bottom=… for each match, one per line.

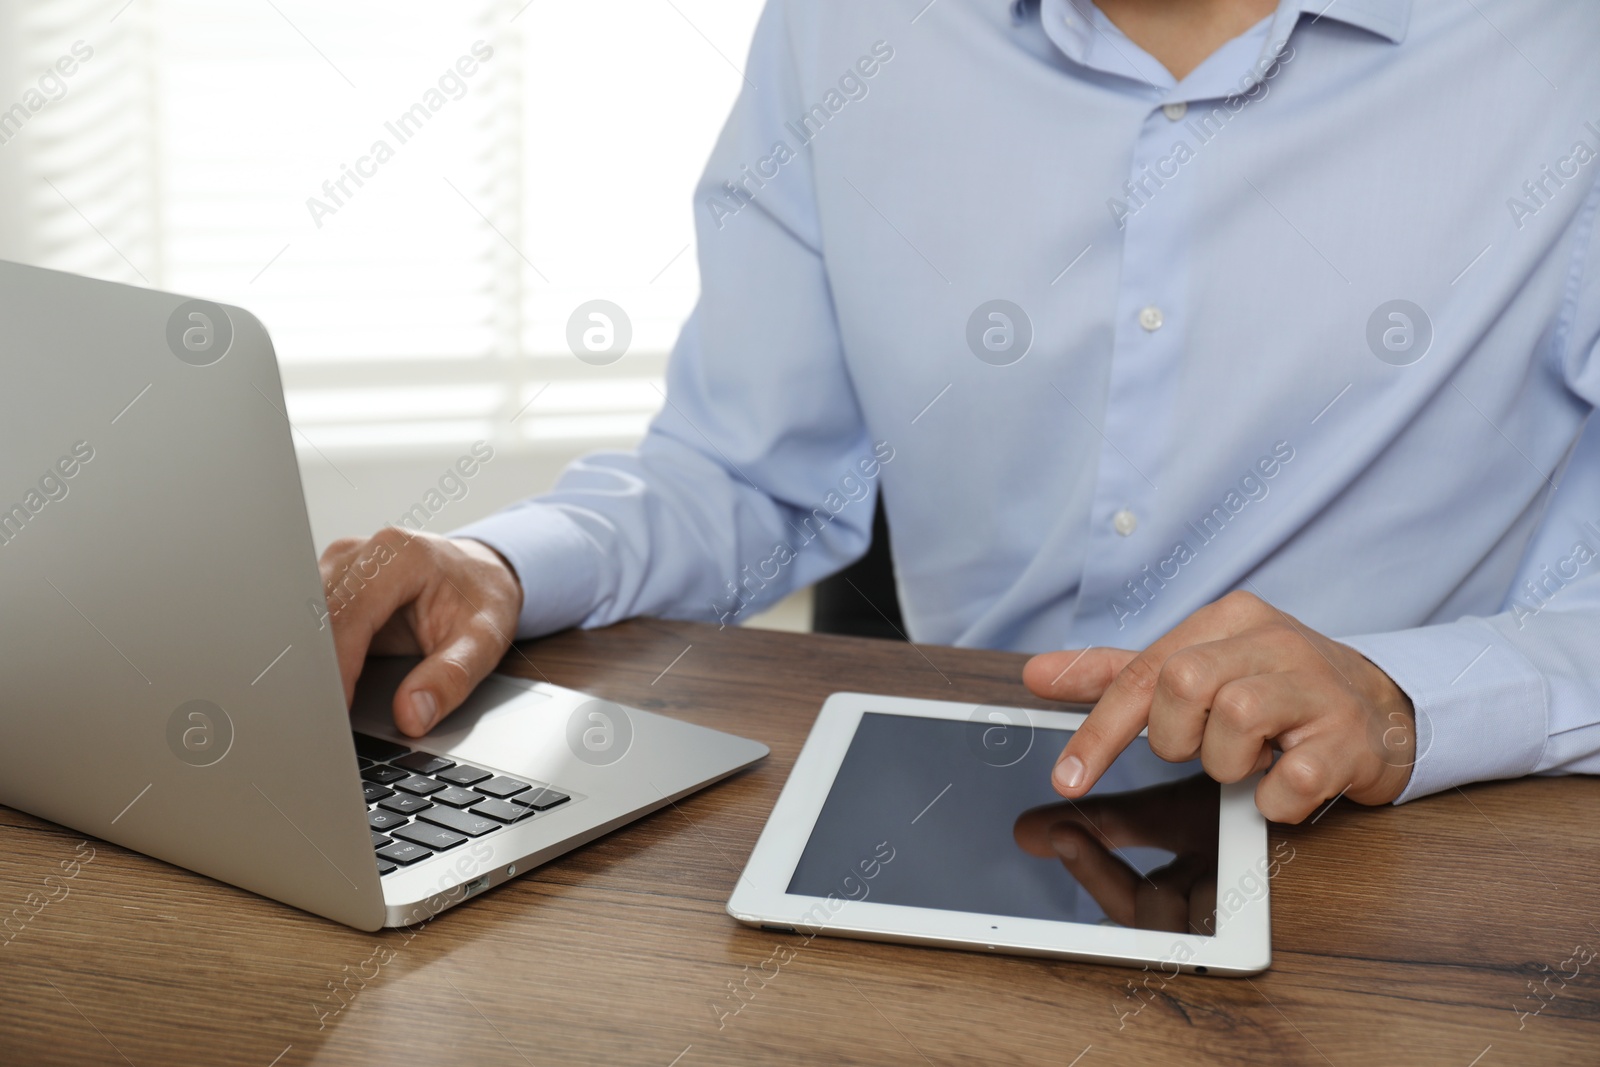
left=1052, top=596, right=1264, bottom=798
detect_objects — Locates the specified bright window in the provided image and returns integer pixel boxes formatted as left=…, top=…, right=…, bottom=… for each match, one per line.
left=1, top=0, right=764, bottom=455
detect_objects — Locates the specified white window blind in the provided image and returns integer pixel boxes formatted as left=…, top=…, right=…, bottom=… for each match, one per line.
left=2, top=0, right=763, bottom=455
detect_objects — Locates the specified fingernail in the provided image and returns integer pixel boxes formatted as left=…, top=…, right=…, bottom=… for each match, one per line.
left=410, top=690, right=438, bottom=733
left=1054, top=755, right=1085, bottom=792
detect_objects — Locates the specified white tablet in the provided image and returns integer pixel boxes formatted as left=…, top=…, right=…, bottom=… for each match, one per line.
left=728, top=693, right=1273, bottom=975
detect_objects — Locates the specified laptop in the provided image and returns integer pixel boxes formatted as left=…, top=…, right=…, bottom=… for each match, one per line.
left=0, top=259, right=769, bottom=930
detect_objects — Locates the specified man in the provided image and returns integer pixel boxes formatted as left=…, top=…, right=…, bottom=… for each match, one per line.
left=319, top=0, right=1600, bottom=823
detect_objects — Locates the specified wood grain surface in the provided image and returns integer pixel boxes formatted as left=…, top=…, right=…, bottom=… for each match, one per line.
left=2, top=618, right=1597, bottom=1066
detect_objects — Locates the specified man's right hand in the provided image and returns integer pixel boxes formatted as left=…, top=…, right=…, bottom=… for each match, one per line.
left=317, top=528, right=524, bottom=737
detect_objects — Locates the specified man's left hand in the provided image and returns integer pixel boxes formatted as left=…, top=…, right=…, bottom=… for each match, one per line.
left=1023, top=590, right=1417, bottom=823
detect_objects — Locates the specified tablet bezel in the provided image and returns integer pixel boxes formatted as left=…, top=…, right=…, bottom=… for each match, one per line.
left=727, top=692, right=1272, bottom=975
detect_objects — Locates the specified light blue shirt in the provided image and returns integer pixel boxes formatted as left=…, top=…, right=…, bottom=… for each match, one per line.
left=458, top=0, right=1600, bottom=802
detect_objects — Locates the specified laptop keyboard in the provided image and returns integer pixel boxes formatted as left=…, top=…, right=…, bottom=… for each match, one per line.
left=353, top=732, right=575, bottom=876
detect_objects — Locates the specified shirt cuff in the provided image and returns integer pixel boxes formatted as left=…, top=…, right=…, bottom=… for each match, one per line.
left=450, top=503, right=604, bottom=640
left=1339, top=617, right=1549, bottom=803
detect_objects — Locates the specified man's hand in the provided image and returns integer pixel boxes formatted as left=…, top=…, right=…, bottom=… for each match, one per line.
left=317, top=528, right=523, bottom=737
left=1022, top=590, right=1416, bottom=823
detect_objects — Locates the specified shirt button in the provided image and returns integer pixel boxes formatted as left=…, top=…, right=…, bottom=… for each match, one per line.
left=1112, top=509, right=1138, bottom=537
left=1139, top=305, right=1164, bottom=332
left=1162, top=101, right=1188, bottom=121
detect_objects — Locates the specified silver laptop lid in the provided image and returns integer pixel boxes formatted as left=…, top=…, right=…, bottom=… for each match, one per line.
left=0, top=260, right=384, bottom=929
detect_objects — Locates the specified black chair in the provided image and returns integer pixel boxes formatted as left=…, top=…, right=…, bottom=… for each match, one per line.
left=810, top=492, right=906, bottom=639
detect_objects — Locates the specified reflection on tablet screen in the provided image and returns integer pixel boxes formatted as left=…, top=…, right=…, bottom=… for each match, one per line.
left=787, top=712, right=1221, bottom=936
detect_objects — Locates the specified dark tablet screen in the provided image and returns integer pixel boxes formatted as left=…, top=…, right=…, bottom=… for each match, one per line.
left=787, top=712, right=1221, bottom=935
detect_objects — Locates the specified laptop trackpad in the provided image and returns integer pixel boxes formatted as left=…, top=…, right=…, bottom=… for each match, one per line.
left=349, top=658, right=572, bottom=779
left=422, top=673, right=552, bottom=742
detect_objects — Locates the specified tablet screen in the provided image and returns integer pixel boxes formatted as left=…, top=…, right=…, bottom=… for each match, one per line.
left=787, top=711, right=1220, bottom=936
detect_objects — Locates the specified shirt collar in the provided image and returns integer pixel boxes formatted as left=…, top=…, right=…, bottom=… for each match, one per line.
left=1021, top=0, right=1411, bottom=57
left=1297, top=0, right=1410, bottom=43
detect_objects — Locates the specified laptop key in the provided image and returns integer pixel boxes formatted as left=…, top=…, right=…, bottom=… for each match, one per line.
left=368, top=808, right=407, bottom=831
left=474, top=775, right=531, bottom=799
left=376, top=841, right=431, bottom=865
left=370, top=831, right=392, bottom=849
left=435, top=764, right=491, bottom=787
left=469, top=798, right=528, bottom=823
left=361, top=765, right=408, bottom=785
left=376, top=859, right=398, bottom=876
left=362, top=782, right=395, bottom=804
left=393, top=775, right=447, bottom=797
left=392, top=751, right=455, bottom=775
left=512, top=788, right=571, bottom=812
left=353, top=733, right=412, bottom=762
left=418, top=805, right=500, bottom=837
left=432, top=785, right=485, bottom=808
left=378, top=794, right=432, bottom=815
left=393, top=822, right=468, bottom=851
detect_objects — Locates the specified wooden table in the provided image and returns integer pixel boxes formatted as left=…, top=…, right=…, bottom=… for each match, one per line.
left=3, top=619, right=1597, bottom=1066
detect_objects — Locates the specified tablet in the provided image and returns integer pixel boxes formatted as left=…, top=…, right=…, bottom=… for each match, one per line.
left=728, top=693, right=1272, bottom=975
